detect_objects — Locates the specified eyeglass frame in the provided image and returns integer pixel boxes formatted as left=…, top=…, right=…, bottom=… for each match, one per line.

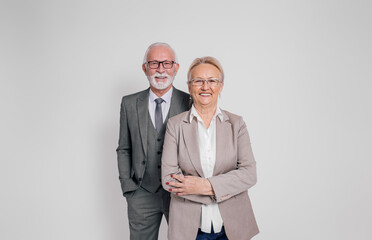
left=146, top=60, right=177, bottom=69
left=188, top=78, right=222, bottom=87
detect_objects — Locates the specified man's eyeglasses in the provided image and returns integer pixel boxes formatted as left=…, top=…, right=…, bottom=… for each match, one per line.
left=146, top=61, right=176, bottom=69
left=190, top=78, right=221, bottom=87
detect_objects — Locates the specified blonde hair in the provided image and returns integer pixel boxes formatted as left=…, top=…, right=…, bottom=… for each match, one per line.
left=187, top=56, right=224, bottom=83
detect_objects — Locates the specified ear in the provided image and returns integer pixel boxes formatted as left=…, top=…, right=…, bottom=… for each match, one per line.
left=187, top=82, right=192, bottom=94
left=142, top=64, right=147, bottom=75
left=219, top=82, right=224, bottom=94
left=173, top=63, right=180, bottom=76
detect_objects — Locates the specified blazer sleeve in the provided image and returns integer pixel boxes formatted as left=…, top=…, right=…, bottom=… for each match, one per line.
left=208, top=118, right=257, bottom=203
left=116, top=97, right=137, bottom=195
left=161, top=118, right=214, bottom=205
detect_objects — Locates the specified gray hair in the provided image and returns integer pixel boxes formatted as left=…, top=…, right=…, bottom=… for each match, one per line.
left=187, top=56, right=224, bottom=83
left=142, top=42, right=178, bottom=64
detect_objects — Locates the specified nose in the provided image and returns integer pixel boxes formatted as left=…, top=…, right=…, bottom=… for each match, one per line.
left=157, top=63, right=165, bottom=73
left=201, top=80, right=210, bottom=90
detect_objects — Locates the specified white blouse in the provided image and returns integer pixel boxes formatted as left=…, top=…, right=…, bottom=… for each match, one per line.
left=189, top=105, right=224, bottom=233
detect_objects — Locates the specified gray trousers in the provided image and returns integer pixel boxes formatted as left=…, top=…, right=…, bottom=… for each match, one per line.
left=126, top=187, right=170, bottom=240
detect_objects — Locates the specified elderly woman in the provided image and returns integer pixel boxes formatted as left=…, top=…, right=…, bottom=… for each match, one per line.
left=161, top=57, right=259, bottom=240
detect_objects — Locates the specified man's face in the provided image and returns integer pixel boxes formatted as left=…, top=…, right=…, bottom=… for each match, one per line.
left=142, top=46, right=179, bottom=90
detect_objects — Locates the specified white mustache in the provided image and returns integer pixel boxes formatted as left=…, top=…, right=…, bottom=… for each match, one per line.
left=153, top=73, right=170, bottom=78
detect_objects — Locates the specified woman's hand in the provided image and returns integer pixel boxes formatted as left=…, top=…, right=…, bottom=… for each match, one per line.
left=166, top=174, right=215, bottom=196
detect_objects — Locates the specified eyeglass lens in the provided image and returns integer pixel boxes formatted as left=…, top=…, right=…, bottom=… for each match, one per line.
left=148, top=61, right=174, bottom=69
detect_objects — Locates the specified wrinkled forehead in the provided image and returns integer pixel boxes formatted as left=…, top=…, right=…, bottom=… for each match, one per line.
left=146, top=46, right=175, bottom=61
left=190, top=63, right=221, bottom=79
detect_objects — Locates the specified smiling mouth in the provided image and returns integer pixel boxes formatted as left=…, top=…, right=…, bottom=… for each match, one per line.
left=155, top=76, right=167, bottom=81
left=199, top=93, right=212, bottom=96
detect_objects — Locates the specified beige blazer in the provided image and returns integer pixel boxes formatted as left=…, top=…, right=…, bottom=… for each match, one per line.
left=162, top=109, right=259, bottom=240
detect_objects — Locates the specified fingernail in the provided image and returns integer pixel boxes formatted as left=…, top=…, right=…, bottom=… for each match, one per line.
left=166, top=182, right=169, bottom=185
left=169, top=189, right=172, bottom=191
left=171, top=175, right=173, bottom=177
left=176, top=193, right=179, bottom=195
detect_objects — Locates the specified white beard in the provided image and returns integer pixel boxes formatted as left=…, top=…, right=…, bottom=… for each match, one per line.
left=147, top=72, right=175, bottom=90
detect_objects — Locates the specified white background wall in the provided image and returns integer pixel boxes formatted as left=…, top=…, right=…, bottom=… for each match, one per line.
left=1, top=0, right=371, bottom=239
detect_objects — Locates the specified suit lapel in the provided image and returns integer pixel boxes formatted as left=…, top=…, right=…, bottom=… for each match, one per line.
left=168, top=87, right=185, bottom=118
left=182, top=114, right=205, bottom=178
left=213, top=111, right=231, bottom=176
left=137, top=90, right=149, bottom=157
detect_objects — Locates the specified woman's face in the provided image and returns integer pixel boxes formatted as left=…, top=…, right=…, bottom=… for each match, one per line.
left=188, top=63, right=223, bottom=109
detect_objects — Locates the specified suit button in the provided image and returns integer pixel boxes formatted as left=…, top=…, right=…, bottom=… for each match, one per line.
left=158, top=165, right=161, bottom=168
left=138, top=177, right=142, bottom=181
left=157, top=138, right=161, bottom=142
left=142, top=161, right=145, bottom=165
left=157, top=151, right=161, bottom=154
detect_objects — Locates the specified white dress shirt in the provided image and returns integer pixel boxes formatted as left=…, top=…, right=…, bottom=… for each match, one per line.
left=148, top=87, right=173, bottom=127
left=189, top=105, right=224, bottom=233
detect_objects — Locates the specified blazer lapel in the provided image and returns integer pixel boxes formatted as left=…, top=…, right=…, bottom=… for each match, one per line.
left=137, top=90, right=149, bottom=157
left=182, top=113, right=205, bottom=178
left=213, top=111, right=231, bottom=176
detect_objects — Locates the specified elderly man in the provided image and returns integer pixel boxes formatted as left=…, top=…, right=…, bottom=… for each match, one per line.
left=117, top=42, right=190, bottom=240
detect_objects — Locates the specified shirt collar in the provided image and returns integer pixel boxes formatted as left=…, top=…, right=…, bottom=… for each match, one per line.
left=149, top=87, right=173, bottom=103
left=189, top=105, right=223, bottom=123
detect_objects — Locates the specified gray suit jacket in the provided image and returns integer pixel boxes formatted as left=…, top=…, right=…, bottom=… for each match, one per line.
left=162, top=109, right=259, bottom=240
left=117, top=87, right=190, bottom=197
